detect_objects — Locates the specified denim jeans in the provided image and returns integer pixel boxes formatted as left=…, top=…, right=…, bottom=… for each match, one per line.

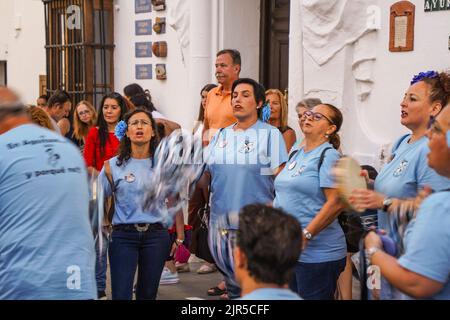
left=224, top=276, right=242, bottom=299
left=95, top=230, right=109, bottom=291
left=290, top=257, right=346, bottom=300
left=109, top=227, right=171, bottom=300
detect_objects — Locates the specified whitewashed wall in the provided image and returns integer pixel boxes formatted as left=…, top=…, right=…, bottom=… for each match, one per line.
left=0, top=0, right=46, bottom=105
left=114, top=0, right=192, bottom=129
left=289, top=0, right=450, bottom=168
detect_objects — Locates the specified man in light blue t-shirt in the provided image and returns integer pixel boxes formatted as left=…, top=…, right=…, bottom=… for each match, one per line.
left=0, top=88, right=96, bottom=300
left=236, top=204, right=302, bottom=300
left=365, top=105, right=450, bottom=300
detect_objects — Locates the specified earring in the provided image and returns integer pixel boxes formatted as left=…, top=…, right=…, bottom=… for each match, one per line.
left=325, top=133, right=330, bottom=139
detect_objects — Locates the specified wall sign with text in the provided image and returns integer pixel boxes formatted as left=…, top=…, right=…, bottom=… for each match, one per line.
left=135, top=0, right=152, bottom=14
left=389, top=1, right=415, bottom=52
left=136, top=64, right=153, bottom=80
left=135, top=20, right=152, bottom=36
left=424, top=0, right=450, bottom=12
left=135, top=42, right=152, bottom=58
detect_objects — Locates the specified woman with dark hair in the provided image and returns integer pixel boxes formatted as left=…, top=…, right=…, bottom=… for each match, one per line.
left=349, top=70, right=450, bottom=299
left=274, top=103, right=347, bottom=300
left=189, top=83, right=217, bottom=274
left=83, top=92, right=127, bottom=299
left=83, top=92, right=128, bottom=174
left=124, top=83, right=181, bottom=136
left=193, top=83, right=218, bottom=134
left=99, top=108, right=184, bottom=300
left=205, top=78, right=288, bottom=299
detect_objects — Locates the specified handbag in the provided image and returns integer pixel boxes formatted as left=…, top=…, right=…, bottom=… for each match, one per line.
left=193, top=204, right=215, bottom=263
left=338, top=211, right=364, bottom=253
left=175, top=244, right=191, bottom=264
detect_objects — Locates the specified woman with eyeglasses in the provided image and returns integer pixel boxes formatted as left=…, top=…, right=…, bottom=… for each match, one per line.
left=72, top=101, right=98, bottom=152
left=349, top=70, right=450, bottom=299
left=206, top=78, right=288, bottom=299
left=99, top=109, right=184, bottom=300
left=274, top=103, right=347, bottom=300
left=266, top=89, right=296, bottom=152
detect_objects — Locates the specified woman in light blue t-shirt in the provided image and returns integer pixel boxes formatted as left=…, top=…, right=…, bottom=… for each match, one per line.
left=99, top=109, right=184, bottom=300
left=364, top=105, right=450, bottom=300
left=274, top=103, right=346, bottom=300
left=206, top=78, right=288, bottom=299
left=350, top=70, right=450, bottom=299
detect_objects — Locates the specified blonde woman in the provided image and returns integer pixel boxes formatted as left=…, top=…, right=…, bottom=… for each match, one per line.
left=72, top=100, right=97, bottom=151
left=266, top=89, right=296, bottom=152
left=26, top=106, right=54, bottom=131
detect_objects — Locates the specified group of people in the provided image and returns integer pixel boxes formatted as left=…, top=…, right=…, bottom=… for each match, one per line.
left=0, top=47, right=449, bottom=301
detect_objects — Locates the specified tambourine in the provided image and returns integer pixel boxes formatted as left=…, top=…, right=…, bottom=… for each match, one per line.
left=334, top=156, right=367, bottom=212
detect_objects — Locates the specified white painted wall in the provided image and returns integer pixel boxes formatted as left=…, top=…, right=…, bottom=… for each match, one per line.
left=114, top=0, right=260, bottom=131
left=114, top=0, right=192, bottom=129
left=0, top=0, right=46, bottom=104
left=289, top=0, right=450, bottom=168
left=222, top=0, right=260, bottom=80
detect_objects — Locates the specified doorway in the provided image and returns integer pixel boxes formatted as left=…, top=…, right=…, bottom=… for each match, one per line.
left=259, top=0, right=290, bottom=93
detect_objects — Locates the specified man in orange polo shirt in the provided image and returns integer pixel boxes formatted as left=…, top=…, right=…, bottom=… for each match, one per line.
left=203, top=49, right=241, bottom=144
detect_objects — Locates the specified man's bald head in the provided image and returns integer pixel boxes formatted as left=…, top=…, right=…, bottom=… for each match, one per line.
left=0, top=86, right=23, bottom=110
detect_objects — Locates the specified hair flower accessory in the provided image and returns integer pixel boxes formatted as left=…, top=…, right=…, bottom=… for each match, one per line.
left=261, top=102, right=271, bottom=123
left=411, top=70, right=439, bottom=85
left=115, top=120, right=127, bottom=141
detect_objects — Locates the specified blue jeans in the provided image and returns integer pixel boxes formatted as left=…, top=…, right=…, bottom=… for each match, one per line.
left=109, top=228, right=171, bottom=300
left=290, top=257, right=346, bottom=300
left=95, top=231, right=109, bottom=291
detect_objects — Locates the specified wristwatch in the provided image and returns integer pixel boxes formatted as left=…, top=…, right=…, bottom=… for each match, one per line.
left=366, top=247, right=381, bottom=262
left=175, top=239, right=184, bottom=245
left=382, top=197, right=393, bottom=212
left=303, top=229, right=313, bottom=240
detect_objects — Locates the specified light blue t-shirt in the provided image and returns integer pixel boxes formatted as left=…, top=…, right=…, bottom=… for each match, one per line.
left=0, top=124, right=96, bottom=300
left=99, top=157, right=170, bottom=226
left=375, top=134, right=450, bottom=246
left=274, top=142, right=347, bottom=263
left=240, top=288, right=302, bottom=300
left=206, top=120, right=288, bottom=226
left=398, top=192, right=450, bottom=300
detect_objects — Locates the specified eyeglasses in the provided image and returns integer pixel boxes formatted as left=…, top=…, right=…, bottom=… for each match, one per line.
left=427, top=116, right=444, bottom=135
left=78, top=110, right=90, bottom=116
left=128, top=119, right=151, bottom=127
left=301, top=110, right=334, bottom=124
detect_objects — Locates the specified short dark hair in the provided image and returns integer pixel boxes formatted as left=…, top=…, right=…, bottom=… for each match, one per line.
left=237, top=204, right=302, bottom=286
left=217, top=49, right=241, bottom=66
left=232, top=78, right=266, bottom=118
left=47, top=90, right=70, bottom=108
left=38, top=94, right=48, bottom=101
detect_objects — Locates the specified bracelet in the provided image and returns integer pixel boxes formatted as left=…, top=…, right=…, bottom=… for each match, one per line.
left=175, top=238, right=184, bottom=245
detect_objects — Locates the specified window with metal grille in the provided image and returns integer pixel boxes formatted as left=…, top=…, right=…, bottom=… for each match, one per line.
left=43, top=0, right=114, bottom=108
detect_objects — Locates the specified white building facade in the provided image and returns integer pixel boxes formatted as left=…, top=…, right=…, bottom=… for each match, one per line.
left=1, top=0, right=449, bottom=168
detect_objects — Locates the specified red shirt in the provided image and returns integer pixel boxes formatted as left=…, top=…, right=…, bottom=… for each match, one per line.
left=83, top=127, right=120, bottom=171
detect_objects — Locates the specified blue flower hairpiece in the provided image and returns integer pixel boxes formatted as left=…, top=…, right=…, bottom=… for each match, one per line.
left=260, top=102, right=271, bottom=123
left=411, top=70, right=439, bottom=85
left=115, top=120, right=127, bottom=141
